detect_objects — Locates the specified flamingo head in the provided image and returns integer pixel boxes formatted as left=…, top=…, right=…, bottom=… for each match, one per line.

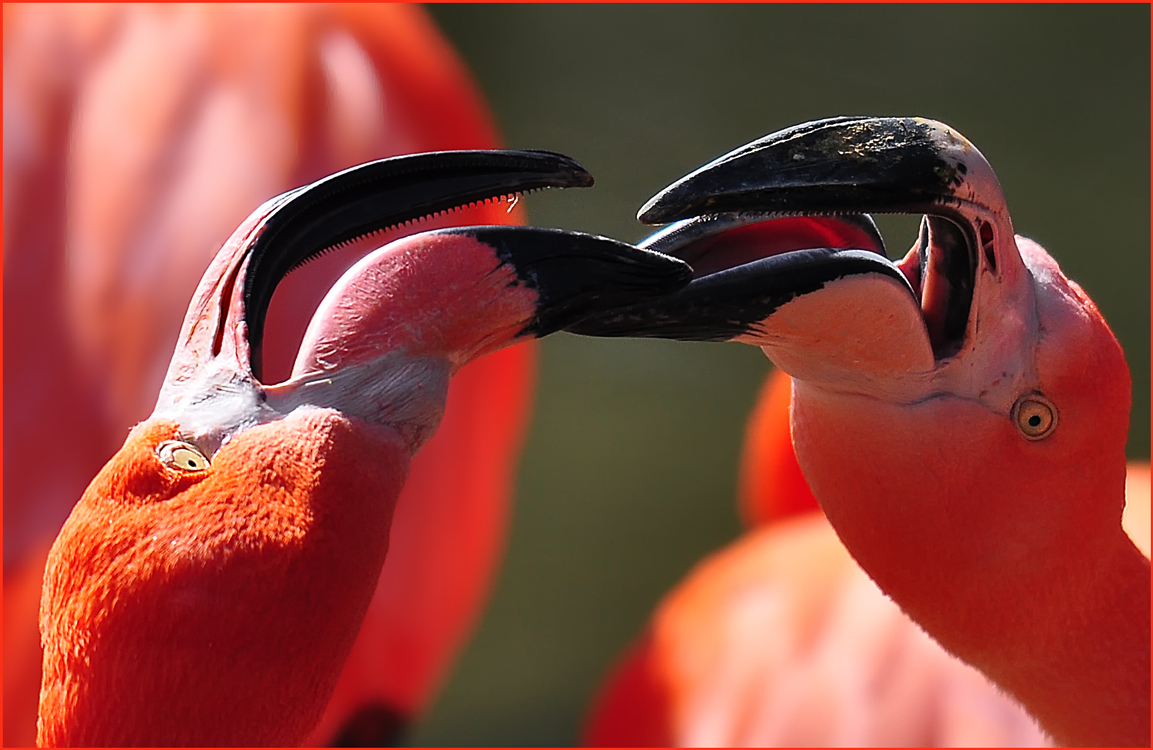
left=569, top=117, right=1133, bottom=663
left=38, top=150, right=691, bottom=746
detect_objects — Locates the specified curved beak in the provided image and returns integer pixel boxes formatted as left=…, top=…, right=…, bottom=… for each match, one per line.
left=570, top=117, right=1028, bottom=390
left=166, top=150, right=595, bottom=384
left=154, top=150, right=691, bottom=447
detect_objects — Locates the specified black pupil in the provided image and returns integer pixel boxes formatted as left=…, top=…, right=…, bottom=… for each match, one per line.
left=1028, top=415, right=1042, bottom=427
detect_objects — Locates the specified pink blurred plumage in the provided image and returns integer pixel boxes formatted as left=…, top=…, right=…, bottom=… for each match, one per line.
left=4, top=5, right=532, bottom=744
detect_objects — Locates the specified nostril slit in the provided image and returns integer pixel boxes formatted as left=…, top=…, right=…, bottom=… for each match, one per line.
left=980, top=221, right=997, bottom=273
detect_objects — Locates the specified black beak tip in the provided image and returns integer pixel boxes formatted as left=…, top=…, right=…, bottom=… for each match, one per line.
left=636, top=193, right=670, bottom=226
left=508, top=149, right=595, bottom=189
left=636, top=180, right=715, bottom=226
left=441, top=226, right=692, bottom=337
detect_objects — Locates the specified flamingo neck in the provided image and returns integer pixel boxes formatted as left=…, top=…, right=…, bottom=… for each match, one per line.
left=792, top=387, right=1150, bottom=747
left=992, top=532, right=1149, bottom=747
left=38, top=412, right=407, bottom=746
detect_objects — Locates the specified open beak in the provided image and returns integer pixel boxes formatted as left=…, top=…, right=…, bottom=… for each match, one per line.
left=568, top=117, right=1024, bottom=387
left=153, top=150, right=691, bottom=448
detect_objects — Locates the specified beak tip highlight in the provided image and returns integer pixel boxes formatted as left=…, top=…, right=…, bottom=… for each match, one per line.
left=636, top=199, right=670, bottom=226
left=518, top=149, right=595, bottom=189
left=636, top=186, right=703, bottom=227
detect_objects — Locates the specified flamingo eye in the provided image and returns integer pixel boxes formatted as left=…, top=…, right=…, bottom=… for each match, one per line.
left=1013, top=394, right=1058, bottom=440
left=157, top=440, right=211, bottom=472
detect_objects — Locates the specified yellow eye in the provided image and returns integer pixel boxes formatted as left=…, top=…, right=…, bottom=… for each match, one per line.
left=1013, top=394, right=1058, bottom=440
left=157, top=440, right=211, bottom=472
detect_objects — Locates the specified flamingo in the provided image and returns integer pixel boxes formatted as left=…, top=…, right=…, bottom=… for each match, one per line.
left=3, top=5, right=539, bottom=744
left=569, top=116, right=1150, bottom=747
left=35, top=149, right=692, bottom=746
left=584, top=366, right=1150, bottom=746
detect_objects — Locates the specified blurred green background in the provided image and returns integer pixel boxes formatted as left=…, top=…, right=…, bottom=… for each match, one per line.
left=411, top=5, right=1150, bottom=746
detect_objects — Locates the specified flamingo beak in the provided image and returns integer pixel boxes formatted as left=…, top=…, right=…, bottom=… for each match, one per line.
left=152, top=149, right=691, bottom=449
left=568, top=117, right=1022, bottom=387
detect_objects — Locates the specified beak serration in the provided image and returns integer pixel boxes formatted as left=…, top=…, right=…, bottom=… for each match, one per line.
left=243, top=149, right=596, bottom=375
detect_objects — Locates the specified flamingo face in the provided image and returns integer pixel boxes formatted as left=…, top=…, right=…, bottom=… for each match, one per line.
left=38, top=150, right=692, bottom=747
left=569, top=117, right=1147, bottom=746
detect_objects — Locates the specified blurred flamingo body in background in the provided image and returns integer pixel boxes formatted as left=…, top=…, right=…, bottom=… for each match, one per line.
left=4, top=5, right=533, bottom=744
